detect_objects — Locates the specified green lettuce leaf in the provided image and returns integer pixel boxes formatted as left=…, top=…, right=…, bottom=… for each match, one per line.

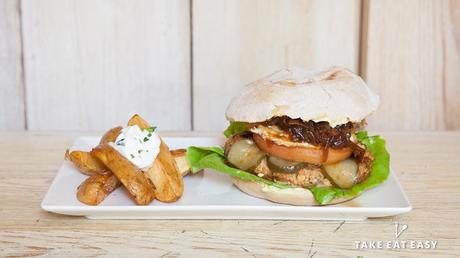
left=223, top=122, right=248, bottom=138
left=186, top=146, right=291, bottom=188
left=310, top=131, right=390, bottom=204
left=186, top=131, right=390, bottom=204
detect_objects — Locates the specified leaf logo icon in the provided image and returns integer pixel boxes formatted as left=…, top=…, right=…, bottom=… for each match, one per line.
left=395, top=222, right=408, bottom=238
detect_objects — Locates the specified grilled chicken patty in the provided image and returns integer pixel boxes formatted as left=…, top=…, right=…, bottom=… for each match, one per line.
left=253, top=158, right=332, bottom=188
left=251, top=147, right=373, bottom=189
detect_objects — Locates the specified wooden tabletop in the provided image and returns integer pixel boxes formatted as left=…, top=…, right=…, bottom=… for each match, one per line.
left=0, top=131, right=459, bottom=257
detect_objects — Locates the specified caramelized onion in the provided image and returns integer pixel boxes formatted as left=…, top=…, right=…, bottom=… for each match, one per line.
left=262, top=116, right=356, bottom=148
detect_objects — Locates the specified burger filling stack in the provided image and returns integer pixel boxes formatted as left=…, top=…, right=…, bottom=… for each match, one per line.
left=187, top=67, right=390, bottom=205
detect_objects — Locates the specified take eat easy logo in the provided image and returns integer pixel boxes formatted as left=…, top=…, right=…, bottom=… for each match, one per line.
left=354, top=221, right=438, bottom=250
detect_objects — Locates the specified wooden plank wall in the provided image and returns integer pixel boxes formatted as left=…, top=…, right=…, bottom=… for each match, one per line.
left=0, top=0, right=24, bottom=130
left=0, top=0, right=459, bottom=131
left=362, top=0, right=460, bottom=131
left=192, top=0, right=361, bottom=131
left=21, top=0, right=191, bottom=131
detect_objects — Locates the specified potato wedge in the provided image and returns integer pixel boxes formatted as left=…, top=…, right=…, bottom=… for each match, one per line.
left=77, top=174, right=120, bottom=205
left=126, top=114, right=184, bottom=202
left=145, top=141, right=184, bottom=202
left=100, top=126, right=122, bottom=144
left=170, top=149, right=190, bottom=177
left=91, top=143, right=155, bottom=205
left=65, top=150, right=110, bottom=176
left=127, top=114, right=150, bottom=129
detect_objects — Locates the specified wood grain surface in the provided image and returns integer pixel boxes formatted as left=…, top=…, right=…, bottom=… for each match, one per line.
left=192, top=0, right=361, bottom=131
left=361, top=0, right=460, bottom=131
left=20, top=0, right=191, bottom=131
left=0, top=131, right=459, bottom=257
left=0, top=0, right=24, bottom=130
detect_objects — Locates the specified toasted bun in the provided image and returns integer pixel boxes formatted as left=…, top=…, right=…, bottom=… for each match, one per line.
left=226, top=67, right=379, bottom=127
left=233, top=178, right=355, bottom=206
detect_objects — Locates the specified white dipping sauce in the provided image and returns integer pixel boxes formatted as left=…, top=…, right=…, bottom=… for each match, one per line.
left=109, top=125, right=161, bottom=171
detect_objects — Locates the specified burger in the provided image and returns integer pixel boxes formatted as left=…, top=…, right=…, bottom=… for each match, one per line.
left=187, top=67, right=390, bottom=205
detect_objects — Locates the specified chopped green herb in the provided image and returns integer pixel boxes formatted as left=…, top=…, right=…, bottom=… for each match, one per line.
left=145, top=126, right=157, bottom=133
left=143, top=137, right=149, bottom=142
left=138, top=150, right=143, bottom=154
left=147, top=133, right=152, bottom=137
left=130, top=154, right=135, bottom=159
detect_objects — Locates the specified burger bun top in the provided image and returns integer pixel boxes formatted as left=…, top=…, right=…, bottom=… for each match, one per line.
left=225, top=67, right=379, bottom=127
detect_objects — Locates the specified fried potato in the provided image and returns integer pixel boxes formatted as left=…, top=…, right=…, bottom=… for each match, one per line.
left=145, top=141, right=184, bottom=202
left=100, top=126, right=122, bottom=144
left=127, top=114, right=150, bottom=129
left=91, top=144, right=155, bottom=205
left=73, top=149, right=186, bottom=206
left=170, top=149, right=190, bottom=177
left=76, top=174, right=120, bottom=205
left=65, top=150, right=110, bottom=176
left=127, top=114, right=184, bottom=202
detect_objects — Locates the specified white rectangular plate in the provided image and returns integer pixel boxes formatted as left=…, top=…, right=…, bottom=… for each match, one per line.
left=42, top=136, right=411, bottom=220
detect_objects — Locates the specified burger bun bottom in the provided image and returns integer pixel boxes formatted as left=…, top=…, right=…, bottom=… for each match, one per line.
left=233, top=178, right=356, bottom=206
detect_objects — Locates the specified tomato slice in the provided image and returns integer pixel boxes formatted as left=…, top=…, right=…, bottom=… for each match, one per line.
left=253, top=134, right=352, bottom=164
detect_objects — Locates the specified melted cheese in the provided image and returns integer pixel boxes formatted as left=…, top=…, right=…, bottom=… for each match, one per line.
left=250, top=125, right=315, bottom=148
